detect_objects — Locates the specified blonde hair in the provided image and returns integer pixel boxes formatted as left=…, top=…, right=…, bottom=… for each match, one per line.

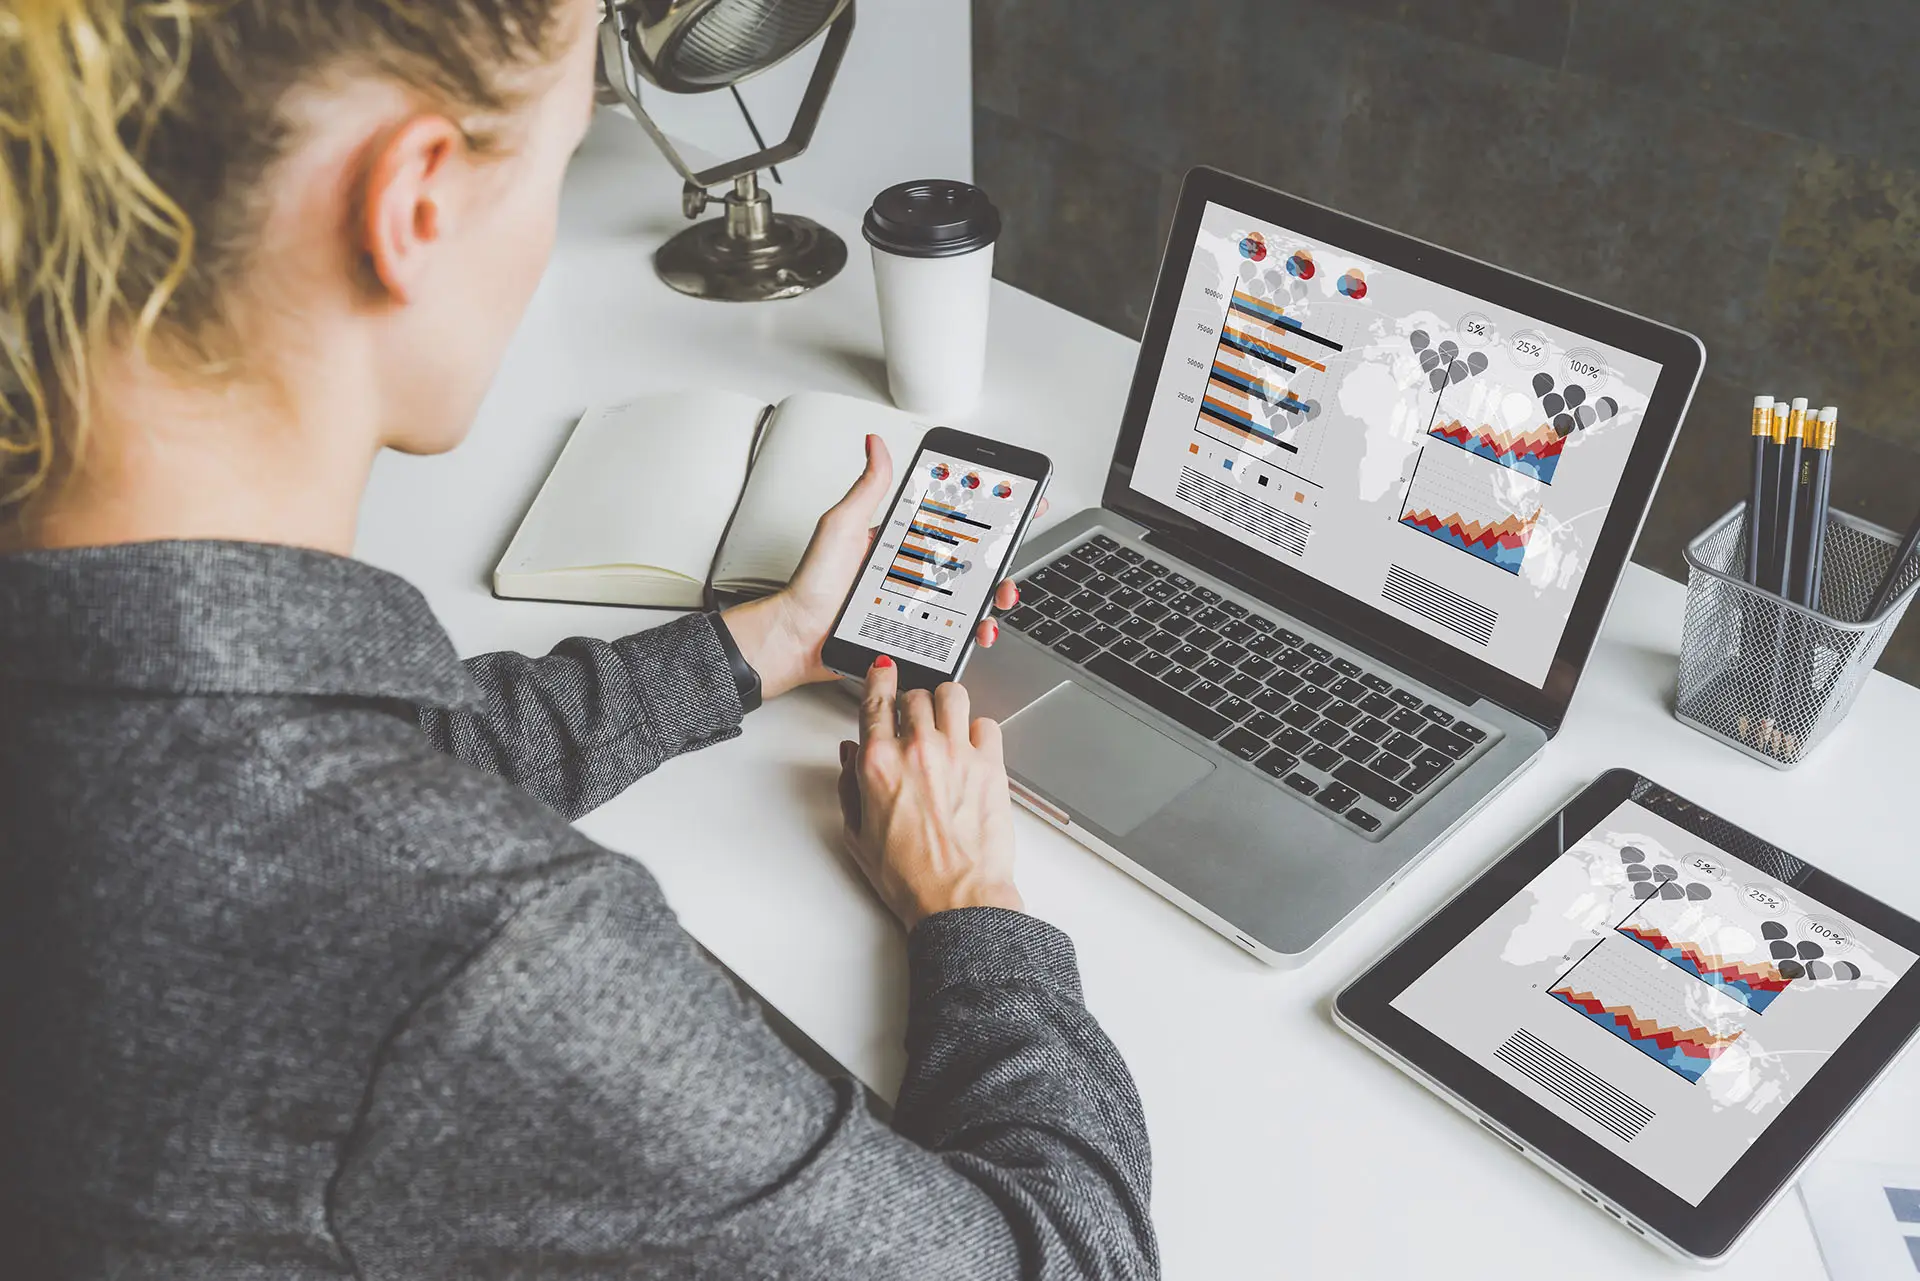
left=0, top=0, right=571, bottom=519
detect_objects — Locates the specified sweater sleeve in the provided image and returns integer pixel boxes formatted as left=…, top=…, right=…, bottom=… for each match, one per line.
left=418, top=612, right=743, bottom=820
left=328, top=856, right=1158, bottom=1281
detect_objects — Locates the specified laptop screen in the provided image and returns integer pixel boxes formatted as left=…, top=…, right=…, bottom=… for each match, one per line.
left=1127, top=200, right=1667, bottom=689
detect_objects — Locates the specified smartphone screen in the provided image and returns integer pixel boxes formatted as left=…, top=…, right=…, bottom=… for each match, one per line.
left=830, top=444, right=1046, bottom=678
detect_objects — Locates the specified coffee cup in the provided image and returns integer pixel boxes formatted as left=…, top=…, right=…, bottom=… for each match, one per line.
left=862, top=180, right=1001, bottom=419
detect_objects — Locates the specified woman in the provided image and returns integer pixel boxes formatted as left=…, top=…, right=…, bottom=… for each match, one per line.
left=0, top=2, right=1156, bottom=1278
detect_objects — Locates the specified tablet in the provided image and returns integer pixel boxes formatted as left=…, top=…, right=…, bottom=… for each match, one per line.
left=1335, top=769, right=1920, bottom=1261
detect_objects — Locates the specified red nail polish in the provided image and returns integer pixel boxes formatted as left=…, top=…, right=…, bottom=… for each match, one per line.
left=1008, top=585, right=1020, bottom=605
left=986, top=621, right=1000, bottom=642
left=872, top=655, right=893, bottom=669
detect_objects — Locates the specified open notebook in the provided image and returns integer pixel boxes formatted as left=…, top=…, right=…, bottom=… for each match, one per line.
left=494, top=390, right=931, bottom=609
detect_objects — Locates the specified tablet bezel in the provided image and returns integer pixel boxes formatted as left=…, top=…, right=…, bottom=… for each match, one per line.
left=1101, top=169, right=1705, bottom=734
left=1335, top=768, right=1920, bottom=1259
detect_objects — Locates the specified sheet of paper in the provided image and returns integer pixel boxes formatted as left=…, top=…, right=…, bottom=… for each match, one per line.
left=714, top=391, right=932, bottom=593
left=498, top=390, right=765, bottom=585
left=1801, top=1158, right=1920, bottom=1280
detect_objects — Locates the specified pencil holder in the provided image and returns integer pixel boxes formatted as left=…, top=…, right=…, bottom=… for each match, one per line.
left=1674, top=504, right=1920, bottom=768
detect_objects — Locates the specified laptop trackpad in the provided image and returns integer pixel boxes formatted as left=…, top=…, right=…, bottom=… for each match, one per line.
left=1003, top=682, right=1215, bottom=836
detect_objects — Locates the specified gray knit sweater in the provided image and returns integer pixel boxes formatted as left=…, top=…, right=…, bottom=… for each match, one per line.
left=0, top=541, right=1156, bottom=1279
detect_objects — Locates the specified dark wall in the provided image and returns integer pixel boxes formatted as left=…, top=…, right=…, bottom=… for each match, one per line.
left=974, top=0, right=1920, bottom=682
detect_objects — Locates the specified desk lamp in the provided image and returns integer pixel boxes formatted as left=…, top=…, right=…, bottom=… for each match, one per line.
left=597, top=0, right=855, bottom=301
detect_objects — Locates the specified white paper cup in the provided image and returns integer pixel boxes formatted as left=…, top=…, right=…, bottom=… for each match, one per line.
left=863, top=181, right=1001, bottom=420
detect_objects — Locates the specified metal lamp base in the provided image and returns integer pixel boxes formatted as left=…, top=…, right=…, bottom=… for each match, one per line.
left=654, top=210, right=847, bottom=302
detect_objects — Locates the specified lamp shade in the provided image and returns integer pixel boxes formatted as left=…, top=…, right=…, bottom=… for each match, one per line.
left=622, top=0, right=850, bottom=94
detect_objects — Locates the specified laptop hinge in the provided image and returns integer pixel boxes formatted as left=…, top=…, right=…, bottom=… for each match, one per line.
left=1140, top=528, right=1532, bottom=723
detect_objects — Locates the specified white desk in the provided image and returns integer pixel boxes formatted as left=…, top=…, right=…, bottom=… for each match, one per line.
left=357, top=116, right=1920, bottom=1280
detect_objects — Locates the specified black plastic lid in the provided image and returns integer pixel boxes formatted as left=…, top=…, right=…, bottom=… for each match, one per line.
left=862, top=180, right=1001, bottom=259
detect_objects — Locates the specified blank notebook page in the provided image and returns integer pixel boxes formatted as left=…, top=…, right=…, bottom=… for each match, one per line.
left=501, top=390, right=765, bottom=584
left=715, top=391, right=931, bottom=592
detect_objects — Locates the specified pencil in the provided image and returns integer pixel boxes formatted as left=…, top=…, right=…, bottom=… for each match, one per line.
left=1747, top=396, right=1772, bottom=584
left=1799, top=407, right=1836, bottom=610
left=1757, top=400, right=1787, bottom=590
left=1775, top=398, right=1807, bottom=598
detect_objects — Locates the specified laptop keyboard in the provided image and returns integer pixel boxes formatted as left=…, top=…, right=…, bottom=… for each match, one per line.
left=1000, top=532, right=1494, bottom=838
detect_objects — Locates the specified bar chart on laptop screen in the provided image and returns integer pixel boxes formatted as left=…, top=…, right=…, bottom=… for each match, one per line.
left=1397, top=445, right=1544, bottom=577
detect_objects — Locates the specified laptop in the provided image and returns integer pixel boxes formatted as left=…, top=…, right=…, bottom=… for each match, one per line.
left=965, top=167, right=1704, bottom=967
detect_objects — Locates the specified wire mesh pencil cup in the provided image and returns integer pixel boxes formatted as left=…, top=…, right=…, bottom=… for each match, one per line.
left=1675, top=504, right=1920, bottom=768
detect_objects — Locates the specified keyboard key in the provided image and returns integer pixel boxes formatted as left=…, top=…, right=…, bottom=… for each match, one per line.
left=1360, top=673, right=1392, bottom=692
left=1192, top=586, right=1221, bottom=604
left=1332, top=658, right=1362, bottom=677
left=1247, top=634, right=1283, bottom=658
left=1136, top=600, right=1170, bottom=622
left=1118, top=567, right=1158, bottom=590
left=1245, top=614, right=1277, bottom=634
left=1352, top=716, right=1391, bottom=743
left=1271, top=726, right=1311, bottom=754
left=1169, top=592, right=1208, bottom=613
left=1303, top=642, right=1333, bottom=662
left=1413, top=748, right=1453, bottom=774
left=1145, top=630, right=1180, bottom=654
left=1164, top=666, right=1199, bottom=690
left=1212, top=641, right=1248, bottom=665
left=1303, top=662, right=1339, bottom=687
left=1226, top=673, right=1263, bottom=699
left=1256, top=749, right=1297, bottom=779
left=1389, top=709, right=1427, bottom=735
left=1277, top=628, right=1305, bottom=646
left=1052, top=554, right=1095, bottom=580
left=1348, top=809, right=1381, bottom=833
left=1222, top=729, right=1266, bottom=760
left=1090, top=534, right=1118, bottom=550
left=1296, top=686, right=1333, bottom=710
left=1029, top=620, right=1067, bottom=645
left=1281, top=704, right=1318, bottom=729
left=1216, top=696, right=1255, bottom=723
left=1085, top=624, right=1122, bottom=648
left=1114, top=545, right=1144, bottom=565
left=1304, top=744, right=1342, bottom=772
left=1419, top=724, right=1474, bottom=759
left=1197, top=658, right=1234, bottom=684
left=1323, top=702, right=1362, bottom=727
left=1339, top=738, right=1376, bottom=764
left=1004, top=606, right=1042, bottom=631
left=1166, top=572, right=1195, bottom=590
left=1091, top=606, right=1131, bottom=631
left=1193, top=606, right=1230, bottom=630
left=1140, top=558, right=1171, bottom=576
left=1118, top=616, right=1155, bottom=639
left=1095, top=554, right=1130, bottom=576
left=1402, top=763, right=1444, bottom=793
left=1085, top=652, right=1229, bottom=741
left=1160, top=615, right=1197, bottom=637
left=1334, top=760, right=1412, bottom=811
left=1035, top=596, right=1070, bottom=620
left=1420, top=705, right=1456, bottom=726
left=1016, top=576, right=1051, bottom=602
left=1032, top=566, right=1080, bottom=594
left=1109, top=636, right=1146, bottom=662
left=1187, top=627, right=1223, bottom=651
left=1221, top=619, right=1258, bottom=644
left=1143, top=579, right=1179, bottom=602
left=1109, top=587, right=1144, bottom=609
left=1062, top=609, right=1096, bottom=632
left=1276, top=649, right=1312, bottom=672
left=1243, top=712, right=1284, bottom=739
left=1359, top=692, right=1397, bottom=719
left=1285, top=773, right=1318, bottom=796
left=1456, top=722, right=1488, bottom=743
left=1329, top=677, right=1366, bottom=702
left=1217, top=599, right=1249, bottom=618
left=1052, top=634, right=1098, bottom=663
left=1390, top=687, right=1423, bottom=708
left=1136, top=652, right=1172, bottom=676
left=1171, top=644, right=1208, bottom=669
left=1309, top=719, right=1347, bottom=745
left=1240, top=656, right=1276, bottom=680
left=1189, top=680, right=1228, bottom=707
left=1087, top=574, right=1122, bottom=596
left=1316, top=783, right=1359, bottom=814
left=1252, top=687, right=1290, bottom=715
left=1267, top=671, right=1305, bottom=695
left=1372, top=754, right=1409, bottom=779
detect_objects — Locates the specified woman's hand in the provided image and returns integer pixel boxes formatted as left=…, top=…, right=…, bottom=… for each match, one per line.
left=836, top=657, right=1022, bottom=929
left=721, top=434, right=1029, bottom=701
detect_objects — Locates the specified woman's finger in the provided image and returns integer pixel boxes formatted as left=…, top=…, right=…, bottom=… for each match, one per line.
left=993, top=579, right=1019, bottom=612
left=837, top=740, right=863, bottom=835
left=859, top=656, right=898, bottom=745
left=973, top=615, right=1001, bottom=649
left=933, top=682, right=971, bottom=741
left=820, top=434, right=894, bottom=538
left=970, top=715, right=1004, bottom=763
left=900, top=685, right=938, bottom=740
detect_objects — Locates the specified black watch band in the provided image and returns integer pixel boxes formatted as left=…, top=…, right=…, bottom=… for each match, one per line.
left=708, top=611, right=763, bottom=714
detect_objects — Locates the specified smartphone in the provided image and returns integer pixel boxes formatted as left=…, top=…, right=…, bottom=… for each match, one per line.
left=822, top=427, right=1053, bottom=690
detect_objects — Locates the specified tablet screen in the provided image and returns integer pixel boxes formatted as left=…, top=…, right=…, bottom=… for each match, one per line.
left=1392, top=797, right=1918, bottom=1205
